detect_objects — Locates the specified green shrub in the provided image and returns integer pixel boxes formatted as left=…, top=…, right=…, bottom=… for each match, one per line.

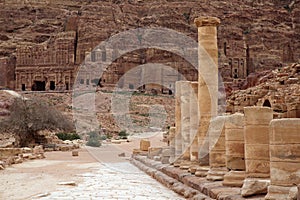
left=100, top=135, right=107, bottom=140
left=86, top=131, right=101, bottom=147
left=56, top=132, right=81, bottom=141
left=118, top=130, right=128, bottom=137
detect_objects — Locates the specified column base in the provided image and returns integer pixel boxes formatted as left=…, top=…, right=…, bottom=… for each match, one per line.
left=195, top=166, right=210, bottom=177
left=206, top=167, right=228, bottom=181
left=265, top=185, right=297, bottom=200
left=223, top=170, right=246, bottom=187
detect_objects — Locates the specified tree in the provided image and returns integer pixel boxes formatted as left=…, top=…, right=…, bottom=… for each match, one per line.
left=0, top=97, right=74, bottom=147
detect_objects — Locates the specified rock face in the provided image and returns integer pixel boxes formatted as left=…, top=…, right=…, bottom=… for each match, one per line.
left=0, top=0, right=299, bottom=90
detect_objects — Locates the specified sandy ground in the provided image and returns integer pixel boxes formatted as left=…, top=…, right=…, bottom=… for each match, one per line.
left=0, top=133, right=168, bottom=200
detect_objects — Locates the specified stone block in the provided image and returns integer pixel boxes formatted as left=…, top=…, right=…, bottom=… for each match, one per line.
left=245, top=160, right=270, bottom=176
left=269, top=119, right=300, bottom=145
left=244, top=107, right=273, bottom=125
left=0, top=148, right=22, bottom=159
left=72, top=150, right=79, bottom=156
left=140, top=139, right=150, bottom=151
left=209, top=135, right=225, bottom=151
left=147, top=147, right=162, bottom=159
left=225, top=113, right=245, bottom=129
left=270, top=144, right=300, bottom=162
left=22, top=147, right=32, bottom=153
left=270, top=161, right=300, bottom=187
left=225, top=128, right=244, bottom=141
left=241, top=178, right=270, bottom=197
left=209, top=151, right=226, bottom=167
left=226, top=156, right=245, bottom=170
left=244, top=125, right=270, bottom=144
left=33, top=145, right=44, bottom=154
left=244, top=144, right=269, bottom=160
left=226, top=141, right=244, bottom=156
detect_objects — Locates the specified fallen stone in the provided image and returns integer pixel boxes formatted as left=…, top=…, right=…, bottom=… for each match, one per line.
left=111, top=140, right=121, bottom=144
left=153, top=156, right=161, bottom=161
left=59, top=145, right=71, bottom=151
left=241, top=178, right=270, bottom=197
left=29, top=154, right=37, bottom=159
left=161, top=156, right=170, bottom=164
left=132, top=149, right=148, bottom=156
left=140, top=139, right=150, bottom=151
left=147, top=147, right=162, bottom=159
left=33, top=192, right=51, bottom=198
left=22, top=147, right=32, bottom=153
left=58, top=181, right=77, bottom=186
left=118, top=152, right=125, bottom=157
left=72, top=150, right=79, bottom=156
left=0, top=161, right=5, bottom=170
left=33, top=145, right=44, bottom=154
left=13, top=156, right=23, bottom=164
left=288, top=186, right=298, bottom=200
left=36, top=153, right=45, bottom=159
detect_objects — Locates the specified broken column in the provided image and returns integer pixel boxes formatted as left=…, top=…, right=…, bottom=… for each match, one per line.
left=206, top=115, right=227, bottom=181
left=241, top=106, right=273, bottom=197
left=174, top=81, right=182, bottom=164
left=223, top=113, right=246, bottom=187
left=194, top=16, right=220, bottom=166
left=265, top=119, right=300, bottom=200
left=189, top=81, right=198, bottom=162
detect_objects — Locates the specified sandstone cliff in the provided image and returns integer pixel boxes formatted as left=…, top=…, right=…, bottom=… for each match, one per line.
left=0, top=0, right=299, bottom=74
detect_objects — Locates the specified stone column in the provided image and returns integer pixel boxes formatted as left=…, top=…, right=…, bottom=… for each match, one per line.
left=265, top=119, right=300, bottom=200
left=241, top=106, right=273, bottom=197
left=223, top=113, right=246, bottom=187
left=168, top=126, right=176, bottom=163
left=174, top=81, right=182, bottom=162
left=189, top=82, right=198, bottom=162
left=194, top=17, right=220, bottom=166
left=180, top=81, right=191, bottom=161
left=206, top=115, right=227, bottom=181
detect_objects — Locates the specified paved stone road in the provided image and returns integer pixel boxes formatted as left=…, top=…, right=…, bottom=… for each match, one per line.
left=39, top=145, right=184, bottom=200
left=39, top=162, right=184, bottom=200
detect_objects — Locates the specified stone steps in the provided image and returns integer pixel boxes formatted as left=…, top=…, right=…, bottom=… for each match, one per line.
left=131, top=155, right=266, bottom=200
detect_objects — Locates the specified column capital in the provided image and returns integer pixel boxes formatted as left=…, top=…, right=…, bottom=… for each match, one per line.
left=194, top=16, right=220, bottom=27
